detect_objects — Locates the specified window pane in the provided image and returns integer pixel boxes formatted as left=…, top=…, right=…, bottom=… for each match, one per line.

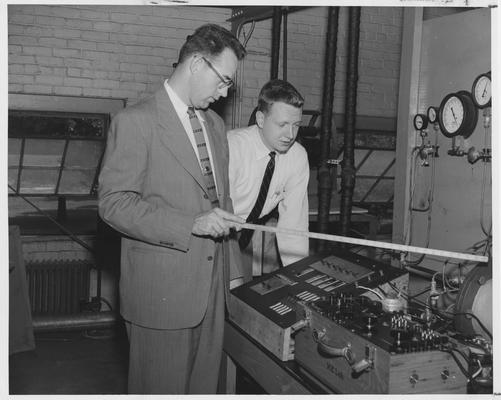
left=23, top=139, right=65, bottom=167
left=19, top=169, right=58, bottom=194
left=58, top=170, right=95, bottom=195
left=9, top=112, right=106, bottom=138
left=8, top=168, right=18, bottom=192
left=64, top=140, right=104, bottom=168
left=8, top=138, right=22, bottom=167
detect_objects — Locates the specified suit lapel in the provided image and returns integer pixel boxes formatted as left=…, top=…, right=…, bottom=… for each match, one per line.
left=154, top=89, right=207, bottom=194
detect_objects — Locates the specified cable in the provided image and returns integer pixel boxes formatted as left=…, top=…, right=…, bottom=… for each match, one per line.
left=445, top=349, right=470, bottom=379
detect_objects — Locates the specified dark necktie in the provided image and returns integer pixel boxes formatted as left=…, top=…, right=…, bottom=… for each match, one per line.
left=239, top=151, right=276, bottom=249
left=187, top=107, right=219, bottom=207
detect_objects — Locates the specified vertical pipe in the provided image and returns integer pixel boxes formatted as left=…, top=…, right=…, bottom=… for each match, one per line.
left=282, top=10, right=288, bottom=81
left=317, top=7, right=340, bottom=252
left=270, top=7, right=282, bottom=80
left=340, top=7, right=361, bottom=237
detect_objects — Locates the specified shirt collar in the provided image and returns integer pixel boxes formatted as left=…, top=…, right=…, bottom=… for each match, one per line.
left=164, top=79, right=205, bottom=123
left=252, top=125, right=276, bottom=161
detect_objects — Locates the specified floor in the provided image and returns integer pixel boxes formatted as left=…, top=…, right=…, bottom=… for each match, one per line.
left=9, top=321, right=263, bottom=395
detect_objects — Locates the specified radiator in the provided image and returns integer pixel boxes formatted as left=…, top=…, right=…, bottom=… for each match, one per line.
left=25, top=259, right=91, bottom=315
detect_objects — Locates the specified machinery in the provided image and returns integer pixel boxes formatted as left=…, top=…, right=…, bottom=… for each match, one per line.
left=229, top=249, right=492, bottom=394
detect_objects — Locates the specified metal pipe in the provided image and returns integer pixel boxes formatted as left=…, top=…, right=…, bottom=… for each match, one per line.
left=340, top=7, right=361, bottom=237
left=317, top=7, right=340, bottom=251
left=32, top=311, right=118, bottom=333
left=270, top=6, right=282, bottom=80
left=282, top=9, right=288, bottom=81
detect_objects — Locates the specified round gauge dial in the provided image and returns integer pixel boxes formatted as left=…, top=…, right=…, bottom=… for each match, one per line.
left=413, top=113, right=428, bottom=130
left=427, top=106, right=438, bottom=124
left=472, top=72, right=491, bottom=109
left=438, top=91, right=478, bottom=138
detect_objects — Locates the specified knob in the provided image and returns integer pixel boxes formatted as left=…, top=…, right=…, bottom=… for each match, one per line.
left=441, top=368, right=450, bottom=381
left=409, top=371, right=419, bottom=386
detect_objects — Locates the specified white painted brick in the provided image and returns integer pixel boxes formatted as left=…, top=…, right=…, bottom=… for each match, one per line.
left=25, top=65, right=40, bottom=74
left=51, top=6, right=81, bottom=19
left=53, top=28, right=82, bottom=39
left=9, top=83, right=23, bottom=92
left=54, top=48, right=81, bottom=58
left=9, top=64, right=24, bottom=73
left=79, top=9, right=110, bottom=20
left=39, top=37, right=67, bottom=47
left=96, top=42, right=124, bottom=53
left=83, top=87, right=112, bottom=97
left=36, top=56, right=64, bottom=66
left=54, top=86, right=83, bottom=96
left=9, top=74, right=34, bottom=84
left=93, top=21, right=121, bottom=32
left=110, top=12, right=139, bottom=24
left=119, top=62, right=147, bottom=73
left=9, top=14, right=35, bottom=24
left=23, top=84, right=53, bottom=94
left=64, top=76, right=93, bottom=87
left=36, top=15, right=66, bottom=26
left=81, top=31, right=110, bottom=41
left=65, top=18, right=93, bottom=30
left=81, top=69, right=108, bottom=79
left=92, top=79, right=119, bottom=89
left=22, top=46, right=52, bottom=56
left=35, top=75, right=64, bottom=85
left=119, top=81, right=147, bottom=92
left=67, top=68, right=82, bottom=77
left=68, top=40, right=97, bottom=50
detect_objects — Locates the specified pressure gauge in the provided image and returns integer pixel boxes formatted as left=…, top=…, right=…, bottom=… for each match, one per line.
left=471, top=71, right=491, bottom=109
left=438, top=90, right=478, bottom=138
left=427, top=106, right=438, bottom=124
left=413, top=113, right=428, bottom=130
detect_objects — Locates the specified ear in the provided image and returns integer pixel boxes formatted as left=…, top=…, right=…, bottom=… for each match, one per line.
left=189, top=55, right=203, bottom=75
left=256, top=111, right=265, bottom=128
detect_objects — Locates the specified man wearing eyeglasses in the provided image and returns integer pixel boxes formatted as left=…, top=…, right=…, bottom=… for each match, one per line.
left=99, top=24, right=246, bottom=394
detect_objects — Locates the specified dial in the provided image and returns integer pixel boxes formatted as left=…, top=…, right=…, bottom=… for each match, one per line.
left=472, top=72, right=491, bottom=109
left=413, top=113, right=428, bottom=130
left=438, top=91, right=478, bottom=138
left=427, top=106, right=438, bottom=124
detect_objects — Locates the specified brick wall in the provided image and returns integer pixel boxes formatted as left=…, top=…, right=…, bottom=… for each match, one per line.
left=8, top=5, right=403, bottom=128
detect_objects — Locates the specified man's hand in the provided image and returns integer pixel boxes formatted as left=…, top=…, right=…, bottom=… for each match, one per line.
left=192, top=208, right=244, bottom=238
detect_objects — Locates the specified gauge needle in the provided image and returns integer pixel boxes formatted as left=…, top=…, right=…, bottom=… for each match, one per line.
left=482, top=83, right=487, bottom=98
left=451, top=107, right=457, bottom=122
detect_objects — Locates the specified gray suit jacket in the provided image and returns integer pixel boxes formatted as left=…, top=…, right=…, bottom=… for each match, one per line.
left=98, top=88, right=242, bottom=329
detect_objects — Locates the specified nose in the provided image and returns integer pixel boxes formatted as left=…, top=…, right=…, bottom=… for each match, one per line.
left=285, top=125, right=295, bottom=139
left=218, top=86, right=230, bottom=98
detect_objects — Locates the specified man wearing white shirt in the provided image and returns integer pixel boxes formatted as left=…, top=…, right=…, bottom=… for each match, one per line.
left=228, top=79, right=310, bottom=281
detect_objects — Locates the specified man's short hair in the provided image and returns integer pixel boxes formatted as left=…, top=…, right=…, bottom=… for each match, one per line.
left=178, top=24, right=246, bottom=64
left=257, top=79, right=304, bottom=114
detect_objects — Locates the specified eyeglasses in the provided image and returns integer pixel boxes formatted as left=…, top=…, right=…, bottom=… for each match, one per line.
left=201, top=57, right=234, bottom=89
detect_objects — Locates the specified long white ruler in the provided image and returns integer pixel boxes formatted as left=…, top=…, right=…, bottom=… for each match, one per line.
left=241, top=222, right=488, bottom=263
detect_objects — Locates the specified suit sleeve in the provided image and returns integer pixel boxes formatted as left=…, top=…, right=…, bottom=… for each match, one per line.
left=98, top=110, right=195, bottom=252
left=276, top=147, right=310, bottom=265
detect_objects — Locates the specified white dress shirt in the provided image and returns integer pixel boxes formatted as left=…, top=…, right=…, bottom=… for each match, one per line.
left=164, top=80, right=218, bottom=194
left=228, top=124, right=309, bottom=266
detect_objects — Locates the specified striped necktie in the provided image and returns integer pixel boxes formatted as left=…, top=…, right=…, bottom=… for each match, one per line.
left=187, top=107, right=219, bottom=207
left=239, top=151, right=276, bottom=249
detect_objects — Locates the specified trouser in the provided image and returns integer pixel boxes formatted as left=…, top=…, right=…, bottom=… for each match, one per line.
left=125, top=260, right=224, bottom=394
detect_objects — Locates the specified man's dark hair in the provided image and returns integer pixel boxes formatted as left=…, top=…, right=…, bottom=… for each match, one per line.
left=177, top=24, right=246, bottom=64
left=257, top=79, right=304, bottom=114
